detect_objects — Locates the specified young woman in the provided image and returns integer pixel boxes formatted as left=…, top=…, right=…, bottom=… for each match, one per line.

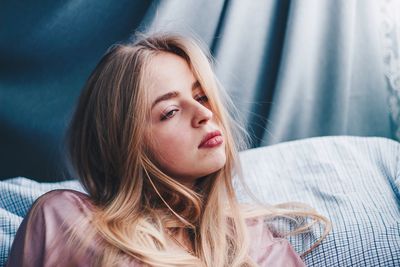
left=6, top=32, right=330, bottom=267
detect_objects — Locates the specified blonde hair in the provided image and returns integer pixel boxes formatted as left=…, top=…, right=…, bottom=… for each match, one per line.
left=66, top=31, right=331, bottom=267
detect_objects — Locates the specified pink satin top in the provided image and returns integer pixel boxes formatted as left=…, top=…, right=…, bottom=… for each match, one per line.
left=6, top=190, right=306, bottom=267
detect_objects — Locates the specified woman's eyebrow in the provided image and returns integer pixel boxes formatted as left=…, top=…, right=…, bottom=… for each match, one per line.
left=151, top=80, right=200, bottom=109
left=152, top=91, right=179, bottom=109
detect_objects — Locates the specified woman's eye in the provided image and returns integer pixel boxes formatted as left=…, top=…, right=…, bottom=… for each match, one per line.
left=160, top=109, right=178, bottom=121
left=195, top=95, right=208, bottom=104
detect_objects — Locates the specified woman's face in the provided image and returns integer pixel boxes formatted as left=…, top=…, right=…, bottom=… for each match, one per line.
left=146, top=52, right=226, bottom=187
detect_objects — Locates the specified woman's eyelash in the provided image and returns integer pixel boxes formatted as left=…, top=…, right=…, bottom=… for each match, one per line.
left=196, top=95, right=208, bottom=103
left=160, top=109, right=178, bottom=121
left=159, top=95, right=207, bottom=121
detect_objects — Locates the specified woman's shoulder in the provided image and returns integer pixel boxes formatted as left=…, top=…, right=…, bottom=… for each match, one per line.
left=35, top=188, right=90, bottom=203
left=31, top=189, right=93, bottom=221
left=6, top=190, right=96, bottom=267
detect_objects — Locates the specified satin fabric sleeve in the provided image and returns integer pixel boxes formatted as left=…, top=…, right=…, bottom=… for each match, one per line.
left=246, top=218, right=306, bottom=267
left=5, top=189, right=144, bottom=267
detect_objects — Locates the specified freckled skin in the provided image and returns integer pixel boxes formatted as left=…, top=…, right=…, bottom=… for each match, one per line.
left=146, top=52, right=226, bottom=187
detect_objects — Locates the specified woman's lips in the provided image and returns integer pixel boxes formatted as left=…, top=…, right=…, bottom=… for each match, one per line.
left=198, top=130, right=223, bottom=148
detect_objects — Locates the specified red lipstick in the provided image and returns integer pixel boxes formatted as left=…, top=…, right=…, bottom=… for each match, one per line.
left=198, top=130, right=223, bottom=148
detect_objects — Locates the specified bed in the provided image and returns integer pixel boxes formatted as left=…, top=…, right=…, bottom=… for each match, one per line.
left=1, top=135, right=399, bottom=266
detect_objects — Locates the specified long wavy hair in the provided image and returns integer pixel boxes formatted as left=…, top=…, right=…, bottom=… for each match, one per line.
left=66, top=32, right=330, bottom=267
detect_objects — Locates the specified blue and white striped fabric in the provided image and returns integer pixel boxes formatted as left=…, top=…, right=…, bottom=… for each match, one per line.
left=1, top=136, right=399, bottom=266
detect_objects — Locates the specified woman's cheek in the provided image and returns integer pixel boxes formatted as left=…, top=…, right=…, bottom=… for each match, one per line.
left=153, top=131, right=179, bottom=153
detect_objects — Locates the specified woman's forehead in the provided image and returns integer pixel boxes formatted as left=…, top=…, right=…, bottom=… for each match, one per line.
left=147, top=52, right=197, bottom=99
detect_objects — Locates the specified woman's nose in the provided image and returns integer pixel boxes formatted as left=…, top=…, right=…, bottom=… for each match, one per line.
left=192, top=103, right=213, bottom=127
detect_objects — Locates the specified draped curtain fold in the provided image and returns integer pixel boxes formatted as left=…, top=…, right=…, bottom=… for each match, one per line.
left=147, top=0, right=397, bottom=147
